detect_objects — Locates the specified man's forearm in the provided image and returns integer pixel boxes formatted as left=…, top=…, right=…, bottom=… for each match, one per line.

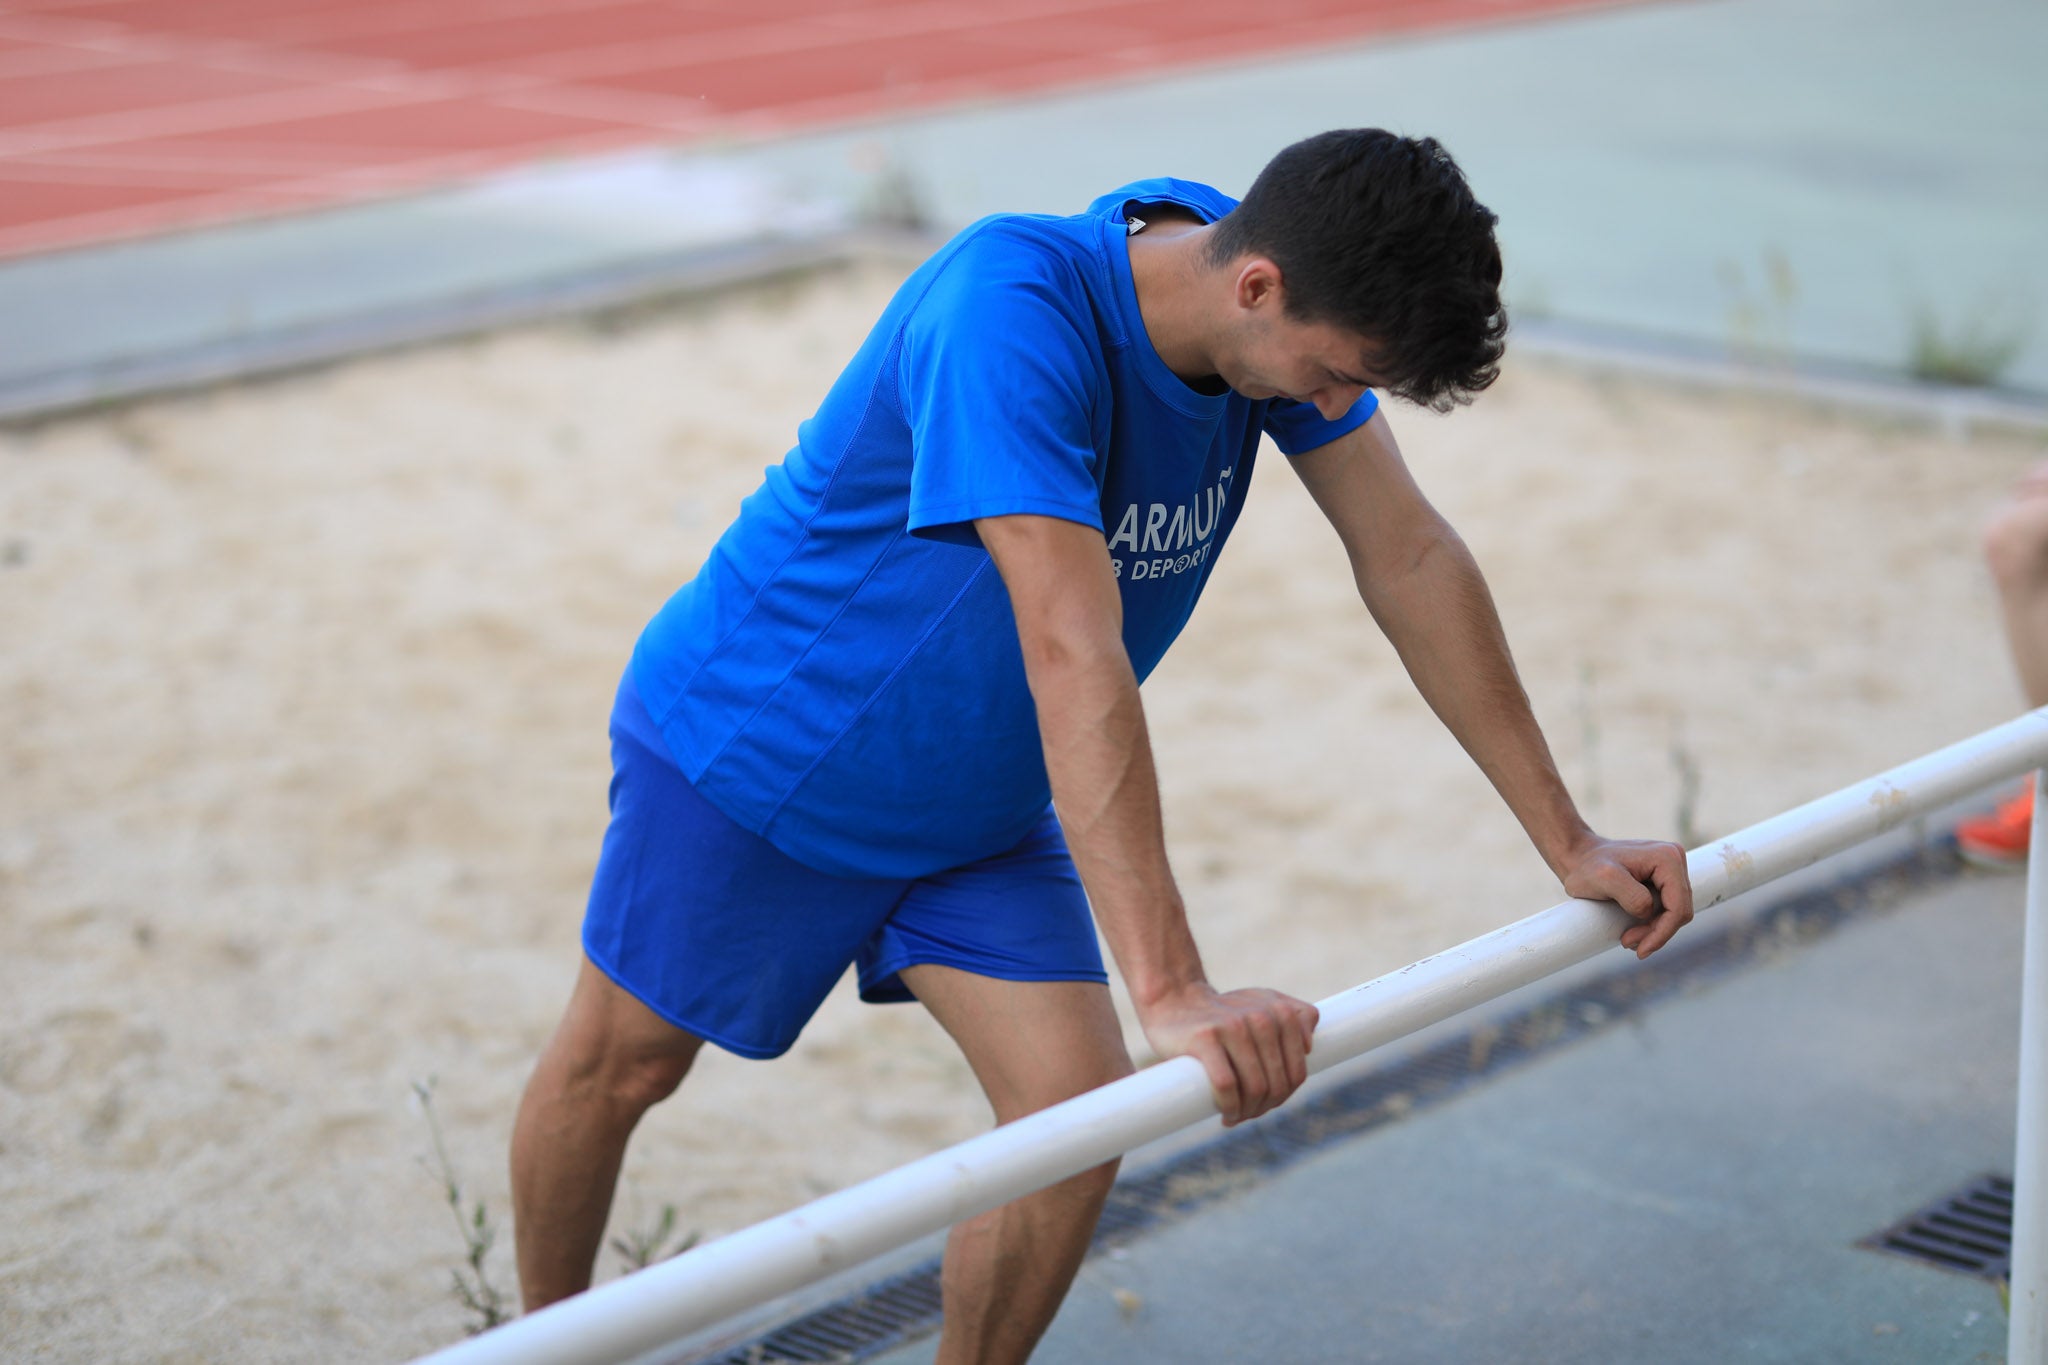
left=1024, top=639, right=1206, bottom=1008
left=972, top=513, right=1210, bottom=1010
left=973, top=512, right=1349, bottom=1112
left=1291, top=418, right=1692, bottom=952
left=1359, top=528, right=1595, bottom=878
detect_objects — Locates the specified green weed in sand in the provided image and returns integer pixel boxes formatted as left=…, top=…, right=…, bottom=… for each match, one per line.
left=1907, top=298, right=2032, bottom=389
left=413, top=1078, right=511, bottom=1335
left=610, top=1199, right=699, bottom=1273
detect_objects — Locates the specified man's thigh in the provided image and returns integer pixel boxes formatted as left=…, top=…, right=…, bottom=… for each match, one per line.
left=900, top=966, right=1133, bottom=1124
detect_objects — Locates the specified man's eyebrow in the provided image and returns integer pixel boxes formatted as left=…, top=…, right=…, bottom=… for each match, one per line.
left=1343, top=345, right=1394, bottom=387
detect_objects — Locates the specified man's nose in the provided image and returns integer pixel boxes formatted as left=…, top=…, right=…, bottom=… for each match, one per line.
left=1316, top=386, right=1363, bottom=420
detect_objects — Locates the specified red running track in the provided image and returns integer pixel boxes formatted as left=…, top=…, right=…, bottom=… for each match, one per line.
left=0, top=0, right=1646, bottom=260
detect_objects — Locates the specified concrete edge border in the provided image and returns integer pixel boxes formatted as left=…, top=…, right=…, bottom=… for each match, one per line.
left=1512, top=318, right=2048, bottom=438
left=7, top=227, right=2044, bottom=438
left=0, top=227, right=941, bottom=427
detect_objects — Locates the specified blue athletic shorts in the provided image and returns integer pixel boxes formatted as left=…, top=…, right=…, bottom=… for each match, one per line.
left=581, top=668, right=1109, bottom=1060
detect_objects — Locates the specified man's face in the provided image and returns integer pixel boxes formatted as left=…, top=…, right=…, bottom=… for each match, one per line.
left=1221, top=303, right=1387, bottom=422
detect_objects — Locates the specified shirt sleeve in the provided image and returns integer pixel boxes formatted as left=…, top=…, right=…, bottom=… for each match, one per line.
left=1262, top=390, right=1380, bottom=455
left=898, top=231, right=1105, bottom=549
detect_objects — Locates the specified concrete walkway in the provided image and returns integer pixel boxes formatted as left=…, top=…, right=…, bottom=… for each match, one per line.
left=867, top=864, right=2021, bottom=1364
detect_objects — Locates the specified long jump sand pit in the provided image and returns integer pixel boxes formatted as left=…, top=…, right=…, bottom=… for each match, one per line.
left=2, top=260, right=2040, bottom=1361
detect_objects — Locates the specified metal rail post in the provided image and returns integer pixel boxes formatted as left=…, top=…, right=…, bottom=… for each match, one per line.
left=2014, top=768, right=2048, bottom=1362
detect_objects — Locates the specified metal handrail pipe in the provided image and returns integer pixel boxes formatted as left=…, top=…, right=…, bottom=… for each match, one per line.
left=420, top=707, right=2048, bottom=1365
left=2014, top=770, right=2048, bottom=1359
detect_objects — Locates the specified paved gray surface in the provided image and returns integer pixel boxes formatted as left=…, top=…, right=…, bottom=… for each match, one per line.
left=872, top=868, right=2023, bottom=1364
left=2, top=0, right=2044, bottom=418
left=738, top=0, right=2048, bottom=393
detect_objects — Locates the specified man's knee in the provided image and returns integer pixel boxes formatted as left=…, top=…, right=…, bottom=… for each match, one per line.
left=1068, top=1155, right=1121, bottom=1207
left=544, top=1025, right=697, bottom=1114
left=1983, top=497, right=2048, bottom=594
left=546, top=962, right=705, bottom=1115
left=602, top=1046, right=697, bottom=1112
left=987, top=1047, right=1135, bottom=1128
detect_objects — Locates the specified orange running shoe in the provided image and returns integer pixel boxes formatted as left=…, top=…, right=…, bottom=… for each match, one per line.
left=1957, top=785, right=2034, bottom=868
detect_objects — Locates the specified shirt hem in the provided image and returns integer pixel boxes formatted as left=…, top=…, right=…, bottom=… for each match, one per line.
left=908, top=497, right=1106, bottom=538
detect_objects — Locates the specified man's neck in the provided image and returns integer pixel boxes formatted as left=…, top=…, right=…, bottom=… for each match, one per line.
left=1126, top=212, right=1226, bottom=387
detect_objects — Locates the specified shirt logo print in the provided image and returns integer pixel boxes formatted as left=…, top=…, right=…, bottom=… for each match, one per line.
left=1106, top=467, right=1234, bottom=582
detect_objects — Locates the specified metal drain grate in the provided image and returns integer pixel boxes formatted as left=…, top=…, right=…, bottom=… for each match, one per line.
left=684, top=841, right=1960, bottom=1363
left=1859, top=1174, right=2014, bottom=1280
left=699, top=1262, right=944, bottom=1364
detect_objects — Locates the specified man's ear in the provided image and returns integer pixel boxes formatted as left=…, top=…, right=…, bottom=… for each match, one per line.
left=1232, top=257, right=1286, bottom=313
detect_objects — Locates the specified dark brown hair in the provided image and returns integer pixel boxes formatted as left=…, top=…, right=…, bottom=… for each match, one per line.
left=1208, top=129, right=1508, bottom=411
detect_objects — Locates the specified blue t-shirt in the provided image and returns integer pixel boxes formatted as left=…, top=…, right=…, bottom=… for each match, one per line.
left=632, top=178, right=1378, bottom=878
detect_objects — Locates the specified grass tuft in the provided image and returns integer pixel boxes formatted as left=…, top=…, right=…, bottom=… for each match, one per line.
left=1669, top=719, right=1705, bottom=850
left=610, top=1201, right=699, bottom=1274
left=412, top=1078, right=512, bottom=1336
left=1907, top=300, right=2031, bottom=388
left=1719, top=246, right=1800, bottom=372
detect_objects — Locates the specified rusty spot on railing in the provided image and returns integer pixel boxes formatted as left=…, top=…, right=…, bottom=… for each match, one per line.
left=1868, top=780, right=1910, bottom=829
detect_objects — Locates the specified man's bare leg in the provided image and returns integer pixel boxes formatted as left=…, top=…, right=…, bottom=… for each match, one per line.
left=901, top=965, right=1134, bottom=1365
left=510, top=955, right=705, bottom=1311
left=1984, top=468, right=2048, bottom=710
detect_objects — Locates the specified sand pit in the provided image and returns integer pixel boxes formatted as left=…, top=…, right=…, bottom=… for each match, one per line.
left=2, top=259, right=2040, bottom=1361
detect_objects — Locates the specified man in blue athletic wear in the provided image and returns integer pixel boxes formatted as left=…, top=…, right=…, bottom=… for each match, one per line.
left=509, top=129, right=1695, bottom=1361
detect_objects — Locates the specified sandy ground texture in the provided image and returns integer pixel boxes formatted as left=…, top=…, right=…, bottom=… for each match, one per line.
left=3, top=259, right=2043, bottom=1362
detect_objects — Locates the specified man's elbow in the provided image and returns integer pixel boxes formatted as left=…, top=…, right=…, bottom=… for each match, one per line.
left=1355, top=519, right=1471, bottom=598
left=1018, top=620, right=1131, bottom=687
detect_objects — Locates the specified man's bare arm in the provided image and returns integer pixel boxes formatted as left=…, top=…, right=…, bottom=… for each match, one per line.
left=1288, top=411, right=1694, bottom=957
left=975, top=512, right=1318, bottom=1122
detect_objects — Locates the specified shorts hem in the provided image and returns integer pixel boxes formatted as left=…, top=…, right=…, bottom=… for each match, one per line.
left=581, top=938, right=795, bottom=1062
left=857, top=949, right=1110, bottom=1005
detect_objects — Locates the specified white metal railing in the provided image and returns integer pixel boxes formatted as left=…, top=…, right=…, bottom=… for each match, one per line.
left=2016, top=766, right=2048, bottom=1361
left=420, top=708, right=2048, bottom=1365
